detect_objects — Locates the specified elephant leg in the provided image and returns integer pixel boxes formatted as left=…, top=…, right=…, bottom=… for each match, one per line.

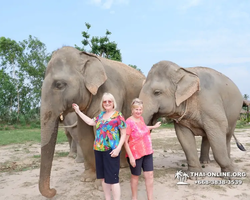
left=77, top=117, right=96, bottom=182
left=65, top=129, right=72, bottom=149
left=68, top=128, right=84, bottom=163
left=66, top=130, right=77, bottom=158
left=71, top=139, right=77, bottom=154
left=75, top=143, right=84, bottom=163
left=174, top=123, right=202, bottom=172
left=68, top=139, right=77, bottom=158
left=206, top=128, right=234, bottom=173
left=199, top=136, right=211, bottom=164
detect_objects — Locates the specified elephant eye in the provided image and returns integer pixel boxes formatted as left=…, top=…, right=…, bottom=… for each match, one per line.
left=154, top=90, right=162, bottom=96
left=53, top=81, right=67, bottom=90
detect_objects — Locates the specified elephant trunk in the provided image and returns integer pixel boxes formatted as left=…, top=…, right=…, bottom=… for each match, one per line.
left=140, top=92, right=155, bottom=125
left=39, top=116, right=59, bottom=198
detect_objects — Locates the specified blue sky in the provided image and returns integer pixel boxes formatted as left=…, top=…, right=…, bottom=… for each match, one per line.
left=1, top=0, right=250, bottom=96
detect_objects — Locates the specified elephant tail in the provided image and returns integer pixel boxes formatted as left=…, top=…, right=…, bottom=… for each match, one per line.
left=233, top=134, right=246, bottom=151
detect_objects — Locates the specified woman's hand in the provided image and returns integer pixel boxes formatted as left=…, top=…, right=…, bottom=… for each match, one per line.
left=72, top=103, right=80, bottom=113
left=154, top=121, right=161, bottom=128
left=129, top=156, right=136, bottom=168
left=110, top=148, right=120, bottom=157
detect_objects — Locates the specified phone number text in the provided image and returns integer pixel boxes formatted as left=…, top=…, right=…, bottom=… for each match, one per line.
left=194, top=179, right=243, bottom=185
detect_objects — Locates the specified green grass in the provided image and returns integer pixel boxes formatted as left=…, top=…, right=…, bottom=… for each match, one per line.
left=55, top=151, right=69, bottom=157
left=160, top=123, right=174, bottom=129
left=161, top=121, right=250, bottom=129
left=0, top=128, right=67, bottom=146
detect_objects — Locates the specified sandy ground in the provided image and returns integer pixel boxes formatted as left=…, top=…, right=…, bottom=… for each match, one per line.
left=0, top=128, right=250, bottom=200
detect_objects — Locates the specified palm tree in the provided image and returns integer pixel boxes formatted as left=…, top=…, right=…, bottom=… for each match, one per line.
left=175, top=170, right=183, bottom=181
left=182, top=172, right=189, bottom=182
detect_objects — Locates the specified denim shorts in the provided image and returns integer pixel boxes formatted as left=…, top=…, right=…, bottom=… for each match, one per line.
left=127, top=153, right=153, bottom=176
left=94, top=149, right=120, bottom=184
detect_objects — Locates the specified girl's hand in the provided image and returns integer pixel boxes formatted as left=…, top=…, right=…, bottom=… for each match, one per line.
left=129, top=157, right=136, bottom=168
left=154, top=121, right=161, bottom=128
left=110, top=148, right=120, bottom=157
left=72, top=103, right=79, bottom=111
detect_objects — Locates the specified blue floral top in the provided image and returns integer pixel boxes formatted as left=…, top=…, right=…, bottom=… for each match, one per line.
left=93, top=111, right=126, bottom=151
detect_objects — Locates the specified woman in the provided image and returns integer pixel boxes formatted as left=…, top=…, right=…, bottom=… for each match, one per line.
left=72, top=92, right=126, bottom=200
left=124, top=98, right=161, bottom=200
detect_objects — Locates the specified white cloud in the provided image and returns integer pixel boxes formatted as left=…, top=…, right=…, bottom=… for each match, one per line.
left=90, top=0, right=102, bottom=6
left=103, top=0, right=113, bottom=9
left=89, top=0, right=129, bottom=9
left=178, top=0, right=202, bottom=11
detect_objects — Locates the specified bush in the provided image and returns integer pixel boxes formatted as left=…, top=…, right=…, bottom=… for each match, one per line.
left=19, top=115, right=26, bottom=126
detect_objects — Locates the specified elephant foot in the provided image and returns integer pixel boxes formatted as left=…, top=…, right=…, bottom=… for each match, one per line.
left=199, top=158, right=211, bottom=164
left=75, top=157, right=84, bottom=163
left=68, top=152, right=77, bottom=159
left=187, top=166, right=203, bottom=179
left=80, top=169, right=96, bottom=182
left=185, top=167, right=203, bottom=180
left=94, top=179, right=103, bottom=191
left=220, top=164, right=237, bottom=179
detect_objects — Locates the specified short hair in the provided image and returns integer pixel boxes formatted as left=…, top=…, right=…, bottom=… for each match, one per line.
left=131, top=98, right=143, bottom=110
left=100, top=92, right=117, bottom=111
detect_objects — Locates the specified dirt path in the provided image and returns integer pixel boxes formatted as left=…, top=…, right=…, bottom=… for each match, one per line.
left=0, top=128, right=250, bottom=200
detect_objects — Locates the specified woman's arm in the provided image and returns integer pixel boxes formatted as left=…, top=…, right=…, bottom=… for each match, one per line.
left=72, top=103, right=96, bottom=126
left=117, top=128, right=126, bottom=150
left=147, top=121, right=161, bottom=130
left=110, top=128, right=126, bottom=157
left=124, top=134, right=136, bottom=167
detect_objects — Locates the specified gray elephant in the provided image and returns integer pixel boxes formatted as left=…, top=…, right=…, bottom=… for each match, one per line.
left=39, top=46, right=145, bottom=198
left=139, top=60, right=244, bottom=174
left=60, top=112, right=84, bottom=163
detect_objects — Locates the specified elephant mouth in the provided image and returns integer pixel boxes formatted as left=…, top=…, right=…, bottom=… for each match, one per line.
left=150, top=113, right=160, bottom=125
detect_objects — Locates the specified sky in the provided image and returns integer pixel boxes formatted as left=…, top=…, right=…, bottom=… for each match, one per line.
left=1, top=0, right=250, bottom=96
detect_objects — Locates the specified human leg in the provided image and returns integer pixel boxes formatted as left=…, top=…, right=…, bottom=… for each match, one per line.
left=142, top=154, right=154, bottom=200
left=95, top=150, right=112, bottom=200
left=131, top=174, right=139, bottom=200
left=102, top=179, right=112, bottom=200
left=111, top=183, right=121, bottom=200
left=127, top=157, right=143, bottom=200
left=143, top=171, right=153, bottom=200
left=103, top=150, right=121, bottom=199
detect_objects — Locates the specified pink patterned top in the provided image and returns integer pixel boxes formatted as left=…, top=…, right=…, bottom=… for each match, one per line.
left=125, top=116, right=153, bottom=159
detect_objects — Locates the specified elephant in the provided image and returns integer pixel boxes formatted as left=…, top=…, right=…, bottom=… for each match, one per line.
left=39, top=46, right=145, bottom=198
left=59, top=112, right=84, bottom=163
left=139, top=60, right=245, bottom=175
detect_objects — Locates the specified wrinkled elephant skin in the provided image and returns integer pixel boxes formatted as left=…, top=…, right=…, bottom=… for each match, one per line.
left=39, top=46, right=145, bottom=198
left=61, top=112, right=84, bottom=163
left=139, top=60, right=243, bottom=174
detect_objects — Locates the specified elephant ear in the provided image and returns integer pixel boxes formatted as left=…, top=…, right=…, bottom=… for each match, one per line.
left=174, top=68, right=200, bottom=106
left=79, top=52, right=107, bottom=95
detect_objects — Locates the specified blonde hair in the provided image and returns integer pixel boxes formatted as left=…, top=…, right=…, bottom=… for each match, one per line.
left=131, top=98, right=143, bottom=110
left=100, top=92, right=117, bottom=111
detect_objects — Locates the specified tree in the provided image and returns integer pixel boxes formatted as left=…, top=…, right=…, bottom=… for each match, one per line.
left=19, top=35, right=51, bottom=108
left=75, top=22, right=122, bottom=61
left=0, top=36, right=51, bottom=124
left=0, top=37, right=24, bottom=115
left=128, top=64, right=142, bottom=73
left=243, top=94, right=249, bottom=100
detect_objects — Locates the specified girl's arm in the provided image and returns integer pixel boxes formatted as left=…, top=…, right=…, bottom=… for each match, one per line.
left=72, top=103, right=96, bottom=126
left=110, top=128, right=126, bottom=157
left=147, top=121, right=161, bottom=130
left=124, top=134, right=136, bottom=167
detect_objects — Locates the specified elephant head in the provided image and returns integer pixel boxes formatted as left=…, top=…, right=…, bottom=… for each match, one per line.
left=140, top=60, right=246, bottom=175
left=39, top=46, right=107, bottom=198
left=139, top=60, right=200, bottom=124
